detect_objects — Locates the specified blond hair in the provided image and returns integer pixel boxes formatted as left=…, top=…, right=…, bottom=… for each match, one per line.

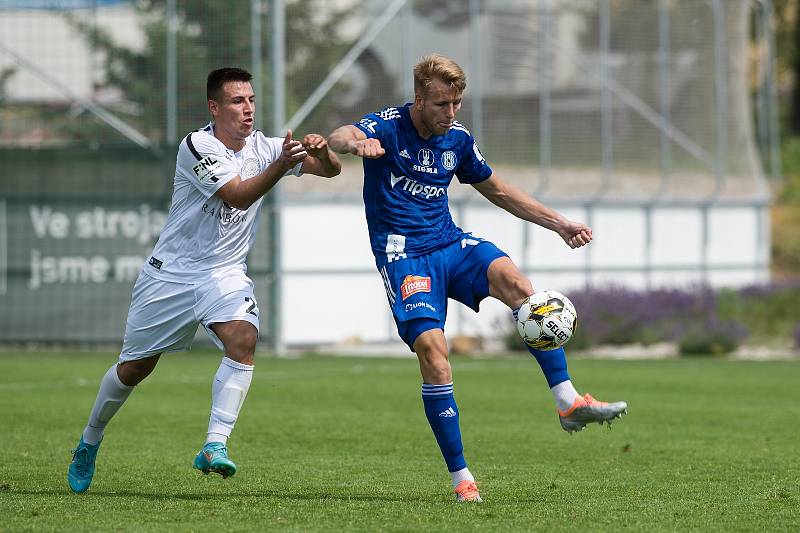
left=413, top=54, right=466, bottom=95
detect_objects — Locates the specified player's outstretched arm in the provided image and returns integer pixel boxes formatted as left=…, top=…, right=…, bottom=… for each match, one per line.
left=328, top=125, right=385, bottom=158
left=299, top=133, right=341, bottom=178
left=472, top=174, right=592, bottom=249
left=215, top=130, right=308, bottom=210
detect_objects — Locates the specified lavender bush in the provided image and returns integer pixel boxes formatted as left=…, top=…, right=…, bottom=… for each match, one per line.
left=502, top=281, right=800, bottom=355
left=677, top=317, right=749, bottom=356
left=567, top=286, right=717, bottom=348
left=717, top=281, right=800, bottom=343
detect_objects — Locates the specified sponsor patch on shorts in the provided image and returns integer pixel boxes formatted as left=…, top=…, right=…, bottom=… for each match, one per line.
left=400, top=275, right=431, bottom=300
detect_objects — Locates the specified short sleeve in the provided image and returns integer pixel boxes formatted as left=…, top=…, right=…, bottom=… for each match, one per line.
left=180, top=132, right=240, bottom=198
left=455, top=137, right=493, bottom=184
left=354, top=107, right=401, bottom=143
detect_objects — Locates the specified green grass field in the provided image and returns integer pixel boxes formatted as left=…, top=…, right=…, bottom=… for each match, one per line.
left=1, top=351, right=798, bottom=532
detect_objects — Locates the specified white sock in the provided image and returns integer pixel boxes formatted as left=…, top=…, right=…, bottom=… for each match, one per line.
left=450, top=467, right=475, bottom=488
left=82, top=364, right=135, bottom=445
left=552, top=380, right=580, bottom=412
left=205, top=357, right=254, bottom=446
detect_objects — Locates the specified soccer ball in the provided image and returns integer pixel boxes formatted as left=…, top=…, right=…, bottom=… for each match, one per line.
left=516, top=290, right=577, bottom=350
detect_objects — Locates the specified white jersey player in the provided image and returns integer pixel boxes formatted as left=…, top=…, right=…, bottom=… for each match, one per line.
left=144, top=122, right=299, bottom=283
left=67, top=67, right=341, bottom=493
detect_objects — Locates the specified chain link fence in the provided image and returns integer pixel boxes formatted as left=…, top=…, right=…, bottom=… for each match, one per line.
left=0, top=0, right=778, bottom=347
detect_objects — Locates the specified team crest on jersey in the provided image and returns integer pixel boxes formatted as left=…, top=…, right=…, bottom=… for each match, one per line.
left=442, top=151, right=457, bottom=170
left=418, top=148, right=434, bottom=167
left=243, top=157, right=259, bottom=179
left=400, top=275, right=431, bottom=300
left=193, top=156, right=220, bottom=183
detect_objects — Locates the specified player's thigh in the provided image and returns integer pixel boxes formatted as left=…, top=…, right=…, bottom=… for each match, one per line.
left=119, top=272, right=200, bottom=362
left=486, top=256, right=533, bottom=309
left=196, top=270, right=260, bottom=357
left=447, top=239, right=510, bottom=311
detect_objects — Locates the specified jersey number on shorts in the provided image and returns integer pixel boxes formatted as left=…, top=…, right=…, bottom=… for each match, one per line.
left=244, top=297, right=258, bottom=316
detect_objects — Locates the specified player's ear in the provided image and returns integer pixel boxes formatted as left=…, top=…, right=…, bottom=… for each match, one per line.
left=208, top=99, right=218, bottom=116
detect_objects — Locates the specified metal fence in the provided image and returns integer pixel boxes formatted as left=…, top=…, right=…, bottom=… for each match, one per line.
left=0, top=0, right=779, bottom=349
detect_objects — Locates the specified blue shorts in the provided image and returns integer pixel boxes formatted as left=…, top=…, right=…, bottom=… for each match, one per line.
left=378, top=237, right=508, bottom=350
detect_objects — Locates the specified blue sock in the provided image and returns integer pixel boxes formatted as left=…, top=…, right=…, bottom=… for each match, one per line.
left=421, top=383, right=467, bottom=472
left=513, top=307, right=571, bottom=388
left=527, top=346, right=570, bottom=388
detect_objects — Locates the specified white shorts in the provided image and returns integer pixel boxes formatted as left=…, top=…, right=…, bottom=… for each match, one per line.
left=119, top=269, right=260, bottom=362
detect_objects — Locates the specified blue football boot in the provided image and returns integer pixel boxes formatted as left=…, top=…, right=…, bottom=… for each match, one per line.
left=68, top=437, right=101, bottom=493
left=193, top=442, right=237, bottom=478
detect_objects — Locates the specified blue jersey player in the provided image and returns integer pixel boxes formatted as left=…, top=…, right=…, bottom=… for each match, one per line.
left=329, top=54, right=626, bottom=503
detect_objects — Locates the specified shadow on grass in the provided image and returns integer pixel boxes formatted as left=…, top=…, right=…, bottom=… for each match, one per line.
left=12, top=487, right=442, bottom=503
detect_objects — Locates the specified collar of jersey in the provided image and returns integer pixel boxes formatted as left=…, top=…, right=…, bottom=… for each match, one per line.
left=203, top=122, right=253, bottom=156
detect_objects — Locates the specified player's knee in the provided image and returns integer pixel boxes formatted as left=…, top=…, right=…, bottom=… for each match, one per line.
left=117, top=355, right=159, bottom=386
left=508, top=276, right=534, bottom=306
left=421, top=354, right=451, bottom=383
left=415, top=337, right=451, bottom=383
left=226, top=336, right=256, bottom=365
left=414, top=330, right=446, bottom=356
left=218, top=323, right=258, bottom=364
left=489, top=263, right=534, bottom=308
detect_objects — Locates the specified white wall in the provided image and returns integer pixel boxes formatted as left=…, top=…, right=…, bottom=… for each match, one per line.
left=279, top=202, right=770, bottom=345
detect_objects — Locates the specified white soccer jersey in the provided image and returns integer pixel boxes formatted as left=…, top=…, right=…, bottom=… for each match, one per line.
left=144, top=123, right=301, bottom=283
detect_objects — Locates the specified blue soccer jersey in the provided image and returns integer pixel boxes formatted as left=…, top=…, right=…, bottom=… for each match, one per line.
left=355, top=103, right=493, bottom=266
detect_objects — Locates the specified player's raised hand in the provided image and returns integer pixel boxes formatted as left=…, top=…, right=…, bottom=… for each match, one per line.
left=348, top=138, right=385, bottom=159
left=279, top=129, right=308, bottom=169
left=302, top=133, right=331, bottom=159
left=559, top=220, right=593, bottom=249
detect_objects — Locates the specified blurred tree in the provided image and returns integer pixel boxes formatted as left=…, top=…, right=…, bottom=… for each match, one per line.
left=770, top=0, right=800, bottom=133
left=769, top=0, right=800, bottom=278
left=67, top=0, right=357, bottom=143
